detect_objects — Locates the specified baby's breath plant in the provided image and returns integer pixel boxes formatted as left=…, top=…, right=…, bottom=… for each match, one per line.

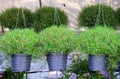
left=77, top=25, right=119, bottom=55
left=38, top=25, right=77, bottom=54
left=116, top=33, right=120, bottom=53
left=0, top=29, right=39, bottom=58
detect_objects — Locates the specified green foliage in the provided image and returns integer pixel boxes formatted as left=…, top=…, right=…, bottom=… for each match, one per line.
left=78, top=4, right=116, bottom=28
left=38, top=25, right=77, bottom=54
left=77, top=25, right=119, bottom=55
left=60, top=72, right=71, bottom=79
left=60, top=55, right=118, bottom=79
left=79, top=72, right=109, bottom=79
left=33, top=7, right=68, bottom=32
left=0, top=7, right=34, bottom=29
left=68, top=58, right=89, bottom=76
left=61, top=71, right=108, bottom=79
left=115, top=8, right=120, bottom=25
left=107, top=55, right=119, bottom=79
left=116, top=33, right=120, bottom=53
left=0, top=29, right=39, bottom=58
left=2, top=68, right=25, bottom=79
left=61, top=57, right=110, bottom=79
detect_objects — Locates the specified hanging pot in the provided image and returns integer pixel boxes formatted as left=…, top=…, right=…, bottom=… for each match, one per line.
left=11, top=54, right=32, bottom=72
left=47, top=52, right=68, bottom=71
left=88, top=54, right=107, bottom=71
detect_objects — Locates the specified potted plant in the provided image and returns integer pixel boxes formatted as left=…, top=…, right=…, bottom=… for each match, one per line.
left=117, top=33, right=120, bottom=53
left=77, top=25, right=119, bottom=71
left=116, top=33, right=120, bottom=71
left=38, top=25, right=77, bottom=71
left=0, top=29, right=38, bottom=72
